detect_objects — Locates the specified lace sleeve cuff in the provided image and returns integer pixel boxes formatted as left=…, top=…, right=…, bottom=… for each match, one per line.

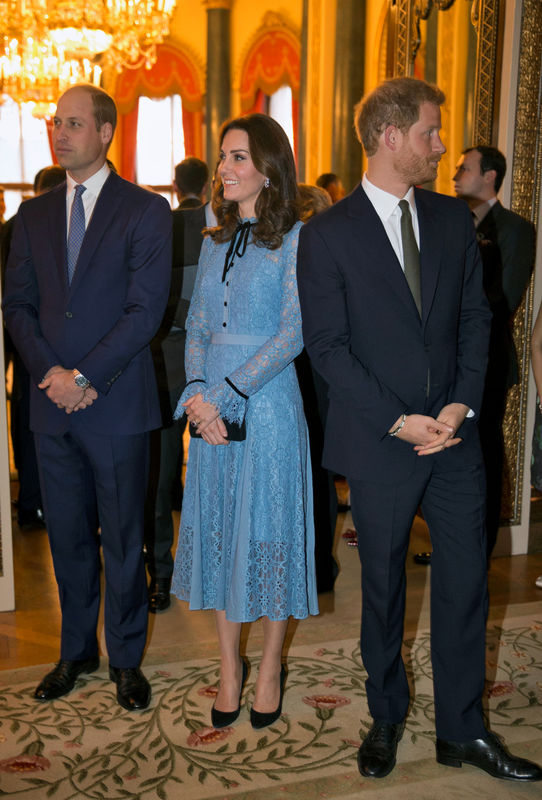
left=202, top=379, right=247, bottom=424
left=174, top=379, right=207, bottom=420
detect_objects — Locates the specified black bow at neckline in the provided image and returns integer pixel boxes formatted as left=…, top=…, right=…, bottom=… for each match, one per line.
left=222, top=220, right=254, bottom=282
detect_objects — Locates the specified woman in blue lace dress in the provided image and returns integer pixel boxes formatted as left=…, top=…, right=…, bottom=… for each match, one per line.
left=172, top=114, right=318, bottom=730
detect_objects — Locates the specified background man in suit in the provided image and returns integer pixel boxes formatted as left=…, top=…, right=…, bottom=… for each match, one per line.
left=297, top=77, right=541, bottom=783
left=145, top=165, right=208, bottom=612
left=454, top=146, right=535, bottom=557
left=3, top=84, right=171, bottom=710
left=173, top=156, right=209, bottom=210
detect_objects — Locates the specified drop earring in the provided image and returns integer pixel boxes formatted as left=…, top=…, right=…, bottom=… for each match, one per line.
left=264, top=177, right=270, bottom=188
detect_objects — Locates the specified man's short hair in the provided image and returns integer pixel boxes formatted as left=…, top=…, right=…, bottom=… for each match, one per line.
left=316, top=173, right=340, bottom=191
left=175, top=157, right=209, bottom=197
left=354, top=77, right=445, bottom=157
left=464, top=145, right=507, bottom=193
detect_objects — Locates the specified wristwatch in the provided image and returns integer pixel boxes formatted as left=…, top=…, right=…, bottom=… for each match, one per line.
left=73, top=369, right=90, bottom=389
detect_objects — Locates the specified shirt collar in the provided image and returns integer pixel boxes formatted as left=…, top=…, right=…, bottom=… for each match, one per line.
left=362, top=173, right=416, bottom=221
left=66, top=162, right=110, bottom=196
left=471, top=196, right=497, bottom=226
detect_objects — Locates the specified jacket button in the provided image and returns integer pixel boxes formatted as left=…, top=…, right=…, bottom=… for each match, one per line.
left=65, top=311, right=73, bottom=318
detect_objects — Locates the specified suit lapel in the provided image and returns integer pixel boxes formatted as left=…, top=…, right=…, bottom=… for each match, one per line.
left=414, top=187, right=444, bottom=325
left=68, top=172, right=124, bottom=293
left=347, top=185, right=421, bottom=316
left=48, top=183, right=69, bottom=294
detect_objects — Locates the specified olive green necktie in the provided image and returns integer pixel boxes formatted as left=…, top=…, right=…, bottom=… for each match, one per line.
left=399, top=199, right=422, bottom=316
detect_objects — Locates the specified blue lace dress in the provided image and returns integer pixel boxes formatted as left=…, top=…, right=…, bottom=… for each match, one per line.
left=171, top=220, right=318, bottom=622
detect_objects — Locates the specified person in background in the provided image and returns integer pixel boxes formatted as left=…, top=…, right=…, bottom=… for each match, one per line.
left=145, top=163, right=210, bottom=613
left=297, top=76, right=541, bottom=783
left=315, top=172, right=345, bottom=204
left=416, top=146, right=535, bottom=565
left=3, top=84, right=171, bottom=711
left=295, top=183, right=338, bottom=593
left=174, top=157, right=209, bottom=210
left=172, top=113, right=318, bottom=731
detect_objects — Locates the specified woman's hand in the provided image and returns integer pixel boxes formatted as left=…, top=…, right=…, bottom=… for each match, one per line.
left=199, top=416, right=230, bottom=445
left=184, top=393, right=228, bottom=444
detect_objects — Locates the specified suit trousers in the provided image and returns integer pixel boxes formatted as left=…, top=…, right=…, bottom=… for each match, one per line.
left=35, top=428, right=150, bottom=668
left=349, top=451, right=488, bottom=741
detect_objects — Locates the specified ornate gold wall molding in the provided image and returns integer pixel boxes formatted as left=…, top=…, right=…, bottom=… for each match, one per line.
left=503, top=0, right=542, bottom=523
left=472, top=0, right=500, bottom=145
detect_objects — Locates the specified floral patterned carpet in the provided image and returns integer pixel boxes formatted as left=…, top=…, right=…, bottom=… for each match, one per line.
left=1, top=613, right=542, bottom=800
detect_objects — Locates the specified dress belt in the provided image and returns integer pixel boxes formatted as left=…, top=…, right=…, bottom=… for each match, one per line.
left=211, top=332, right=269, bottom=346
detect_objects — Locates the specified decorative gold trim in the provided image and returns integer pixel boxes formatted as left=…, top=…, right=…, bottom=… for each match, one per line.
left=472, top=0, right=500, bottom=145
left=502, top=0, right=542, bottom=524
left=394, top=0, right=412, bottom=76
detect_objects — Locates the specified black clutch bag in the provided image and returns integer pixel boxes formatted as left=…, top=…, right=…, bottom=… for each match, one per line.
left=189, top=418, right=246, bottom=441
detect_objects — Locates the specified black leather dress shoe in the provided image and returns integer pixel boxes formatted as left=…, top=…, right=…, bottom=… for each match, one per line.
left=413, top=551, right=432, bottom=565
left=18, top=507, right=46, bottom=531
left=357, top=720, right=405, bottom=778
left=34, top=657, right=99, bottom=701
left=436, top=731, right=542, bottom=781
left=109, top=666, right=151, bottom=710
left=148, top=578, right=171, bottom=613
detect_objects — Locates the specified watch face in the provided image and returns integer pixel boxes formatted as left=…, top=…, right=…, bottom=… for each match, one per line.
left=74, top=374, right=89, bottom=388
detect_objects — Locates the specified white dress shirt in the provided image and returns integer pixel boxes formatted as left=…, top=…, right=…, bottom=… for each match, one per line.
left=65, top=162, right=110, bottom=237
left=362, top=173, right=419, bottom=270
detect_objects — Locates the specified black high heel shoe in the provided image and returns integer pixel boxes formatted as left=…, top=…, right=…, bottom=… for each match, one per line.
left=211, top=658, right=248, bottom=729
left=250, top=664, right=287, bottom=729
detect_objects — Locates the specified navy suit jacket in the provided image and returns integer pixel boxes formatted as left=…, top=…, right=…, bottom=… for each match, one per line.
left=297, top=183, right=491, bottom=482
left=2, top=172, right=172, bottom=436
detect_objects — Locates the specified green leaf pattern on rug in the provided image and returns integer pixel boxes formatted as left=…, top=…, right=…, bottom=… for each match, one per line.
left=0, top=620, right=541, bottom=798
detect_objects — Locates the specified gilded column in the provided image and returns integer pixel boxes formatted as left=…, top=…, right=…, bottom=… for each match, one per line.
left=204, top=0, right=232, bottom=167
left=297, top=0, right=309, bottom=181
left=332, top=0, right=366, bottom=191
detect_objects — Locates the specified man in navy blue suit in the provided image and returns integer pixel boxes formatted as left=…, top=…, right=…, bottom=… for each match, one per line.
left=297, top=77, right=541, bottom=782
left=3, top=84, right=171, bottom=710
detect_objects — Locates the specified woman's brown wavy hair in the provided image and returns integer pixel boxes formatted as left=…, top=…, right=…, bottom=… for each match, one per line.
left=207, top=113, right=299, bottom=250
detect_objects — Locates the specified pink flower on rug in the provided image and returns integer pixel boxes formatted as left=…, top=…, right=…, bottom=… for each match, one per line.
left=303, top=694, right=351, bottom=709
left=487, top=681, right=515, bottom=698
left=512, top=650, right=527, bottom=659
left=0, top=754, right=51, bottom=773
left=314, top=648, right=327, bottom=656
left=153, top=670, right=171, bottom=677
left=198, top=685, right=218, bottom=698
left=321, top=678, right=335, bottom=688
left=187, top=726, right=234, bottom=746
left=342, top=738, right=361, bottom=748
left=64, top=741, right=82, bottom=749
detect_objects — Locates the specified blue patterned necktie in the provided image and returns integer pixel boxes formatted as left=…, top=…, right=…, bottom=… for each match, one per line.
left=398, top=199, right=422, bottom=316
left=67, top=184, right=86, bottom=284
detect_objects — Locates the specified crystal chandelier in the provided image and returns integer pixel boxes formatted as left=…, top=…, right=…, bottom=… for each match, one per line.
left=0, top=0, right=177, bottom=118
